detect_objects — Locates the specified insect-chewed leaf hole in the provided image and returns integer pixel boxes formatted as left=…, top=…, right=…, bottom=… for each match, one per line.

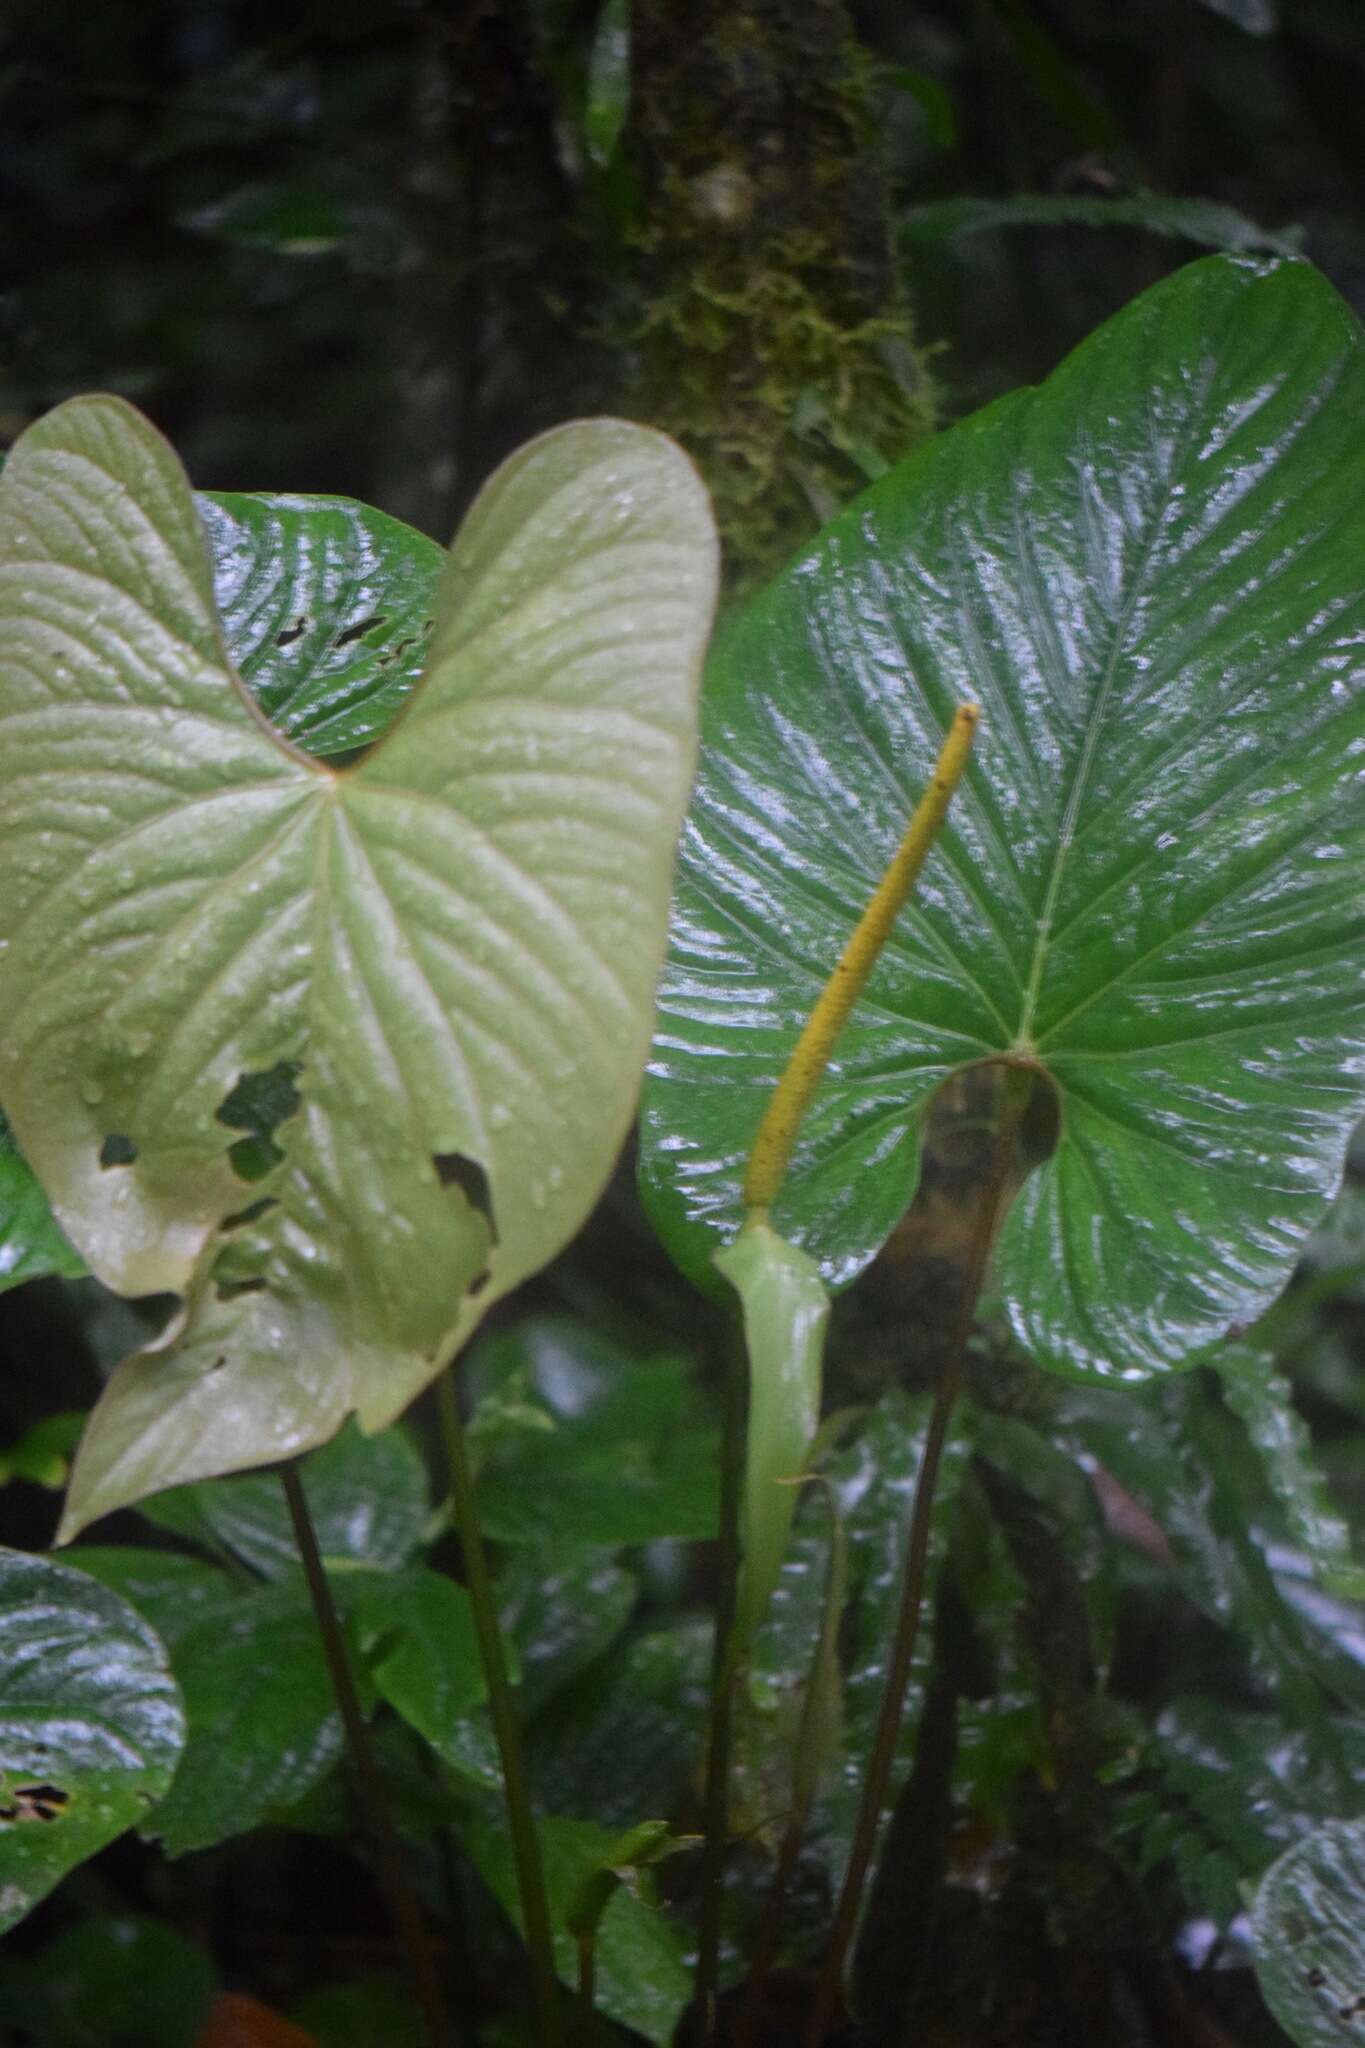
left=221, top=1195, right=279, bottom=1232
left=432, top=1151, right=498, bottom=1240
left=334, top=612, right=386, bottom=649
left=215, top=1060, right=303, bottom=1181
left=0, top=1781, right=69, bottom=1823
left=275, top=613, right=308, bottom=648
left=99, top=1133, right=138, bottom=1168
left=214, top=1276, right=267, bottom=1301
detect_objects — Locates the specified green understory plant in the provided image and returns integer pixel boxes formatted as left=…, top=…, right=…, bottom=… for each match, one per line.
left=3, top=250, right=1365, bottom=2048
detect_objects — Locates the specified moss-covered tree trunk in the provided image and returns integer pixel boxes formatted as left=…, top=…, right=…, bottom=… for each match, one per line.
left=623, top=0, right=937, bottom=591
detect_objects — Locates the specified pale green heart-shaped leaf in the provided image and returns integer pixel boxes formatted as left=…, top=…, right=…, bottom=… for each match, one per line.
left=197, top=489, right=444, bottom=756
left=1252, top=1819, right=1365, bottom=2047
left=0, top=1548, right=184, bottom=1932
left=0, top=1109, right=84, bottom=1292
left=0, top=394, right=716, bottom=1534
left=640, top=255, right=1365, bottom=1381
left=714, top=1219, right=829, bottom=1648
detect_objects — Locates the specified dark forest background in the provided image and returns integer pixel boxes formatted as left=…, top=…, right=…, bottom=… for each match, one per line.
left=4, top=0, right=1362, bottom=579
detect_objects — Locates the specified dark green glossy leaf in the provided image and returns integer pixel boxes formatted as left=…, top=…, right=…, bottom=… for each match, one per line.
left=499, top=1552, right=638, bottom=1716
left=0, top=1912, right=217, bottom=2048
left=1134, top=1697, right=1365, bottom=1929
left=528, top=1618, right=711, bottom=1828
left=0, top=1108, right=84, bottom=1293
left=146, top=1582, right=344, bottom=1856
left=641, top=256, right=1365, bottom=1382
left=1211, top=1343, right=1365, bottom=1600
left=197, top=490, right=444, bottom=756
left=353, top=1566, right=487, bottom=1758
left=165, top=1420, right=430, bottom=1581
left=903, top=191, right=1299, bottom=257
left=471, top=1317, right=719, bottom=1546
left=1252, top=1819, right=1365, bottom=2046
left=461, top=1808, right=692, bottom=2046
left=0, top=1549, right=184, bottom=1931
left=1056, top=1373, right=1365, bottom=1712
left=63, top=1546, right=240, bottom=1647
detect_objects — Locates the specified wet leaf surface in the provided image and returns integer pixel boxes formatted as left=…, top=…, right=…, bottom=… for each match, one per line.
left=0, top=1548, right=184, bottom=1931
left=640, top=255, right=1365, bottom=1383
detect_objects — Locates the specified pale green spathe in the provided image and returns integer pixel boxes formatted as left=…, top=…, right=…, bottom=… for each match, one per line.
left=715, top=1218, right=829, bottom=1649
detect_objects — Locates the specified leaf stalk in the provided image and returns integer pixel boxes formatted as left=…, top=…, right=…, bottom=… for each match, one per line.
left=802, top=1060, right=1034, bottom=2047
left=436, top=1368, right=563, bottom=2048
left=280, top=1460, right=451, bottom=2048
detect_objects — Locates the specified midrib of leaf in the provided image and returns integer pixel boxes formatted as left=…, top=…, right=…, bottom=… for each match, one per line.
left=1014, top=368, right=1219, bottom=1049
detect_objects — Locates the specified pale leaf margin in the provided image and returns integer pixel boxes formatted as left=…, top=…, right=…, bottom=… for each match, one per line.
left=0, top=395, right=718, bottom=1535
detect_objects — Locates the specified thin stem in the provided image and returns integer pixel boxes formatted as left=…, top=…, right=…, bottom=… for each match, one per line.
left=436, top=1368, right=562, bottom=2048
left=280, top=1462, right=451, bottom=2048
left=743, top=703, right=979, bottom=1215
left=695, top=1320, right=747, bottom=2043
left=574, top=1933, right=596, bottom=2048
left=802, top=1063, right=1034, bottom=2048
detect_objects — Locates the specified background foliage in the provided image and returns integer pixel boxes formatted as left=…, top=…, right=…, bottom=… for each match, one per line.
left=3, top=2, right=1365, bottom=2044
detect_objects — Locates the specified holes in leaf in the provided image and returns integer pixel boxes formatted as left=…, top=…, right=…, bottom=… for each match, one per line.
left=216, top=1060, right=303, bottom=1181
left=0, top=1782, right=69, bottom=1823
left=275, top=614, right=308, bottom=648
left=214, top=1277, right=267, bottom=1302
left=432, top=1152, right=498, bottom=1240
left=99, top=1133, right=138, bottom=1168
left=375, top=632, right=419, bottom=670
left=334, top=612, right=386, bottom=649
left=221, top=1195, right=279, bottom=1232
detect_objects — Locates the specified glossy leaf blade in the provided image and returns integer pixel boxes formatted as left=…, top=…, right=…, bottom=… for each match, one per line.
left=198, top=490, right=444, bottom=757
left=0, top=1548, right=184, bottom=1932
left=0, top=395, right=716, bottom=1531
left=146, top=1585, right=344, bottom=1857
left=640, top=255, right=1365, bottom=1380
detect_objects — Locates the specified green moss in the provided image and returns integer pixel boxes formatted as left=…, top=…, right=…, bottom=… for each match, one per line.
left=626, top=219, right=936, bottom=596
left=619, top=11, right=939, bottom=597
